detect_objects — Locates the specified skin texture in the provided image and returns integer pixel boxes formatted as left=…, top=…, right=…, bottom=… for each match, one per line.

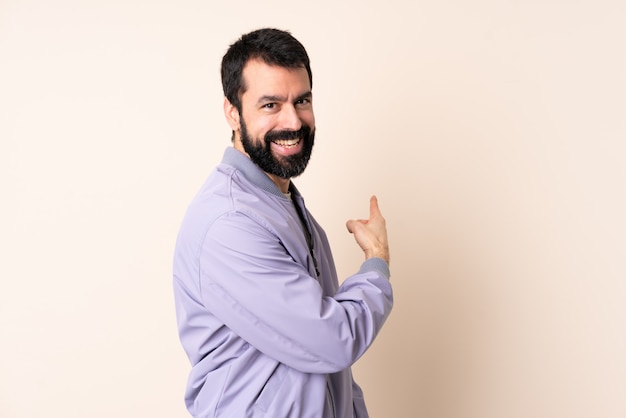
left=224, top=58, right=314, bottom=194
left=223, top=59, right=390, bottom=266
left=346, top=195, right=390, bottom=265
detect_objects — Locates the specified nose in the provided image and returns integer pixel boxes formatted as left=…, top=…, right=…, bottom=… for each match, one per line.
left=278, top=104, right=302, bottom=131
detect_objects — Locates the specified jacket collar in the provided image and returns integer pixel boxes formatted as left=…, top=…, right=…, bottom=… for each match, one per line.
left=222, top=147, right=302, bottom=200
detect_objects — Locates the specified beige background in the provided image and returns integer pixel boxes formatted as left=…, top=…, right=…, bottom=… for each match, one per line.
left=2, top=1, right=625, bottom=417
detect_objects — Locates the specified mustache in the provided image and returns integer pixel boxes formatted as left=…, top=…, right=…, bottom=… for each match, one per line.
left=264, top=125, right=312, bottom=144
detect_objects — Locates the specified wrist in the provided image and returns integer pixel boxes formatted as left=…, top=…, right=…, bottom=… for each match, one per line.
left=365, top=245, right=389, bottom=265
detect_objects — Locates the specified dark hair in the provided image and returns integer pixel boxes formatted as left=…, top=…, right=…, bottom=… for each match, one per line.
left=221, top=28, right=313, bottom=112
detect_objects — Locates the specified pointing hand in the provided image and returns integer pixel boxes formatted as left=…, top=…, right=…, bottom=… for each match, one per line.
left=346, top=196, right=390, bottom=265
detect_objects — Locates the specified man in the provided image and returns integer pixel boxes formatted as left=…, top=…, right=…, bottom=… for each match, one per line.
left=173, top=28, right=393, bottom=418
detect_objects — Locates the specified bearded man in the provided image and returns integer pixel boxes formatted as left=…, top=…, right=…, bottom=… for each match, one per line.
left=173, top=28, right=393, bottom=418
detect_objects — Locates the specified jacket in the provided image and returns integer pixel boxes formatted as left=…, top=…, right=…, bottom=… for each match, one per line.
left=173, top=147, right=393, bottom=417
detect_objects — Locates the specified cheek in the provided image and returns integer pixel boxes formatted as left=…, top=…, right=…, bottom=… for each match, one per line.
left=304, top=111, right=315, bottom=129
left=307, top=109, right=315, bottom=129
left=258, top=116, right=284, bottom=136
left=245, top=114, right=273, bottom=139
left=256, top=122, right=275, bottom=139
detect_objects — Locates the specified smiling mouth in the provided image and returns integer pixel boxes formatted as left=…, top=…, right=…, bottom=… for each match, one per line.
left=272, top=138, right=301, bottom=148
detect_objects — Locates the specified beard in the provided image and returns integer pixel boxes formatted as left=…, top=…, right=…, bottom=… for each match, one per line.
left=240, top=117, right=315, bottom=179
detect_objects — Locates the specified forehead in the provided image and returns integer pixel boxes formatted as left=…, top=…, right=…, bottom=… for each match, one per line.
left=241, top=59, right=311, bottom=100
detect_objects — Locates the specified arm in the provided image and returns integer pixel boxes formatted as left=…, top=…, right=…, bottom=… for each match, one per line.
left=198, top=199, right=392, bottom=374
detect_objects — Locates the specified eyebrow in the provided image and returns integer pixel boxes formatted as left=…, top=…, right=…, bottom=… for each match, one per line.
left=257, top=91, right=312, bottom=105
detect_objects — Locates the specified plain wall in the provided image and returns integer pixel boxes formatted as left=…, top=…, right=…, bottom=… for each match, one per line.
left=1, top=1, right=625, bottom=417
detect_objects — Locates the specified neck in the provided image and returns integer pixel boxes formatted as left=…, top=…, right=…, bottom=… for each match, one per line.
left=266, top=172, right=291, bottom=194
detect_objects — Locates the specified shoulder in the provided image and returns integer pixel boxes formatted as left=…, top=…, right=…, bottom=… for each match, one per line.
left=182, top=164, right=294, bottom=243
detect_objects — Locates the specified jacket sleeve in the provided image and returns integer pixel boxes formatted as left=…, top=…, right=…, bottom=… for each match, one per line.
left=198, top=210, right=393, bottom=374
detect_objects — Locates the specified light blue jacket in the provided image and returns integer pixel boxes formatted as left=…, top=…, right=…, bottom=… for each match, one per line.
left=173, top=148, right=393, bottom=417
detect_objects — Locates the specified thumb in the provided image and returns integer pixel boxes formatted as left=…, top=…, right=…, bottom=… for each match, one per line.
left=346, top=218, right=366, bottom=234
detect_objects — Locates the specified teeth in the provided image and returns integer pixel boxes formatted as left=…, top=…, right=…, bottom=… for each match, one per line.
left=273, top=138, right=300, bottom=147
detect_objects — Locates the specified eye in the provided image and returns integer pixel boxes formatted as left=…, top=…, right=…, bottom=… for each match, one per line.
left=295, top=98, right=311, bottom=107
left=262, top=103, right=276, bottom=109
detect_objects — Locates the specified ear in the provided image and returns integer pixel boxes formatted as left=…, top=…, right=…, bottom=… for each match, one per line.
left=223, top=98, right=241, bottom=131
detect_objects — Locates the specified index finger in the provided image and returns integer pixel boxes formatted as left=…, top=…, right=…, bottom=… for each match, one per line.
left=370, top=195, right=382, bottom=218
